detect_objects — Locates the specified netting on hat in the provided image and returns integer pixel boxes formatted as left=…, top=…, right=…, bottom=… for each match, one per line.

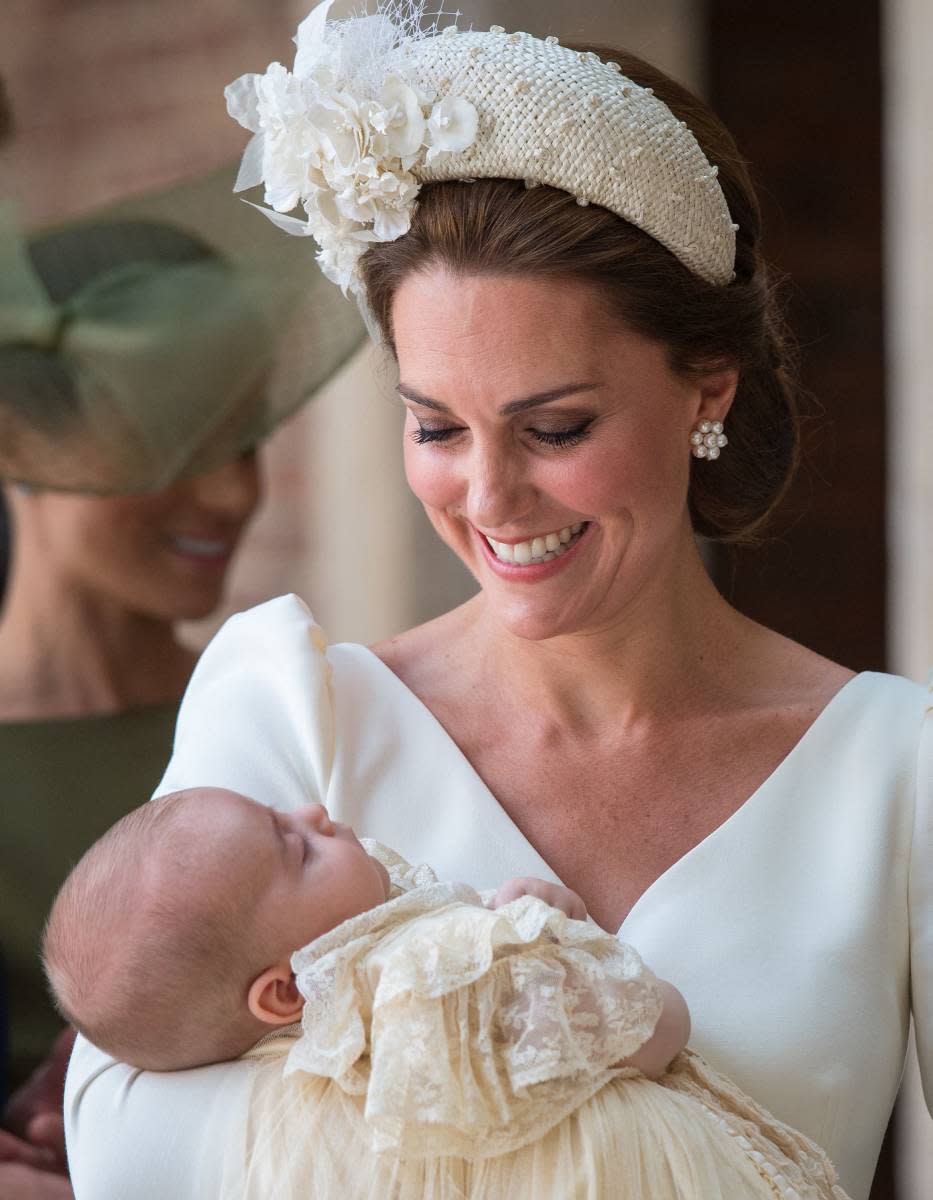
left=0, top=177, right=364, bottom=494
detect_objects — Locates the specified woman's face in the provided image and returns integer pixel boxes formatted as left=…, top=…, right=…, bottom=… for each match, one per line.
left=20, top=453, right=262, bottom=622
left=392, top=269, right=735, bottom=642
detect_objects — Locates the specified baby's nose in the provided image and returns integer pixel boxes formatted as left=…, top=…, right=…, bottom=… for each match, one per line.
left=300, top=803, right=334, bottom=834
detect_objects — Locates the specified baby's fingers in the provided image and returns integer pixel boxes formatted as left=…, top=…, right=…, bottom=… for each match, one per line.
left=491, top=877, right=537, bottom=908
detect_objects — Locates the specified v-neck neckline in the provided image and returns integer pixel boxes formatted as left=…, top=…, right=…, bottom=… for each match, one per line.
left=345, top=646, right=866, bottom=935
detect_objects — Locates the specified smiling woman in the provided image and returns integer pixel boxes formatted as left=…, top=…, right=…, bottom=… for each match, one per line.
left=0, top=218, right=271, bottom=1129
left=0, top=201, right=361, bottom=1191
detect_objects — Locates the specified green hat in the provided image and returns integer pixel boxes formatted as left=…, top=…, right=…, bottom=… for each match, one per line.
left=0, top=167, right=365, bottom=494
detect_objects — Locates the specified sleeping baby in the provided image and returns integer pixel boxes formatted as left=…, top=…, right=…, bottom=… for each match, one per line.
left=44, top=788, right=849, bottom=1200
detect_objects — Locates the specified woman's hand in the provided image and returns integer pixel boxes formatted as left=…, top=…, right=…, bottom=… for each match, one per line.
left=0, top=1162, right=74, bottom=1198
left=491, top=876, right=588, bottom=921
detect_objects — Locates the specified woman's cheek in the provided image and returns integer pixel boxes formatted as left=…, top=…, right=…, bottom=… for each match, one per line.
left=403, top=441, right=462, bottom=514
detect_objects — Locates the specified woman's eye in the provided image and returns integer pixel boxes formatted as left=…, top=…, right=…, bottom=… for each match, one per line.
left=531, top=421, right=593, bottom=448
left=410, top=423, right=460, bottom=445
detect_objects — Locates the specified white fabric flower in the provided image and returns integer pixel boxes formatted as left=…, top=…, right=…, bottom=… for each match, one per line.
left=426, top=96, right=479, bottom=163
left=380, top=77, right=427, bottom=159
left=226, top=0, right=479, bottom=299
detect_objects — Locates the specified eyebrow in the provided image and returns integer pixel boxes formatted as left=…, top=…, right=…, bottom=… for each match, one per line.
left=396, top=382, right=601, bottom=417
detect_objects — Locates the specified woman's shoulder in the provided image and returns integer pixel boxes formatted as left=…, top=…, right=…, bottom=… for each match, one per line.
left=368, top=600, right=479, bottom=698
left=740, top=624, right=925, bottom=717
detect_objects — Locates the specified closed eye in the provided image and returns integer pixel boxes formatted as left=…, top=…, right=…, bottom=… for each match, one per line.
left=531, top=421, right=592, bottom=447
left=410, top=419, right=593, bottom=448
left=410, top=423, right=460, bottom=445
left=285, top=830, right=307, bottom=865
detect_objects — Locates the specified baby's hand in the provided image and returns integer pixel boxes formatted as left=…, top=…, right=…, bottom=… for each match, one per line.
left=491, top=877, right=588, bottom=921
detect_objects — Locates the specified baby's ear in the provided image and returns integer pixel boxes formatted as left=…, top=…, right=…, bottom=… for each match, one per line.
left=247, top=964, right=303, bottom=1026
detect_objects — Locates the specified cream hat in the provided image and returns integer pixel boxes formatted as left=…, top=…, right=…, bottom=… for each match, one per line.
left=226, top=0, right=736, bottom=306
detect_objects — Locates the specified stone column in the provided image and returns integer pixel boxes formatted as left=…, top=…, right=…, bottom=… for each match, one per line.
left=884, top=0, right=933, bottom=1195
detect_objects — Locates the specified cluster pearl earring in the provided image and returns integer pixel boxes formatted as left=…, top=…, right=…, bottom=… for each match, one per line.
left=690, top=419, right=727, bottom=460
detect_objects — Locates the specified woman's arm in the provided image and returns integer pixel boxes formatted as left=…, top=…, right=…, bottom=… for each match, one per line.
left=66, top=597, right=336, bottom=1196
left=65, top=1038, right=253, bottom=1199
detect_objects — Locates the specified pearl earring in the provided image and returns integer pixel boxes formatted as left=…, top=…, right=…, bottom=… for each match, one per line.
left=690, top=419, right=727, bottom=460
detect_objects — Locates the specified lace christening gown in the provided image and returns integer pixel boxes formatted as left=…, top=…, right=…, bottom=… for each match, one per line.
left=232, top=843, right=849, bottom=1200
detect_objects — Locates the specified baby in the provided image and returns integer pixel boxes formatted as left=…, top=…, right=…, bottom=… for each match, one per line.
left=42, top=787, right=685, bottom=1076
left=45, top=789, right=849, bottom=1199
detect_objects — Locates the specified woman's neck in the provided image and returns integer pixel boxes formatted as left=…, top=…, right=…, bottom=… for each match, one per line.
left=0, top=555, right=196, bottom=721
left=461, top=535, right=767, bottom=736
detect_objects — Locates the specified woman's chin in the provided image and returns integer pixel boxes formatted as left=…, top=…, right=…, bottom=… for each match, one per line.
left=489, top=594, right=594, bottom=644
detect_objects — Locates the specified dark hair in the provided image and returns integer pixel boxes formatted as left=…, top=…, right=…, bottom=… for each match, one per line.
left=360, top=47, right=798, bottom=543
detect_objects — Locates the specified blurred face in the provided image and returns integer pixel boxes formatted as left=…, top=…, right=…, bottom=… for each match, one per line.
left=168, top=789, right=391, bottom=966
left=392, top=269, right=735, bottom=642
left=20, top=453, right=262, bottom=621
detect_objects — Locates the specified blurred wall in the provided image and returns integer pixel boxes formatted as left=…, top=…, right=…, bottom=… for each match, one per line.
left=885, top=0, right=933, bottom=1194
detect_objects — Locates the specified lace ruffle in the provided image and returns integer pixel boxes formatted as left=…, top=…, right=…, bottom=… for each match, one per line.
left=286, top=859, right=662, bottom=1158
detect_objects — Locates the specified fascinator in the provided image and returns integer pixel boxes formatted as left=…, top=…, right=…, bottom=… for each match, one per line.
left=0, top=168, right=365, bottom=494
left=225, top=0, right=737, bottom=329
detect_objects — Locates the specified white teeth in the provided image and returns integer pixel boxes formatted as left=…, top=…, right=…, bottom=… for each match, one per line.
left=486, top=523, right=588, bottom=566
left=171, top=536, right=230, bottom=559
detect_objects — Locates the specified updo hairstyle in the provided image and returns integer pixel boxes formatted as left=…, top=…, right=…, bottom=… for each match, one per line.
left=360, top=47, right=799, bottom=544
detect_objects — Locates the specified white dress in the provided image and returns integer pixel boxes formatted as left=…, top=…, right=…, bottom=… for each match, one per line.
left=64, top=594, right=932, bottom=1200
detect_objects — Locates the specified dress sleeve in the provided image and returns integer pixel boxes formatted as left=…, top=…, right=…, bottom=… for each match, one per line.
left=66, top=595, right=335, bottom=1197
left=909, top=675, right=933, bottom=1112
left=65, top=1035, right=255, bottom=1199
left=156, top=592, right=334, bottom=811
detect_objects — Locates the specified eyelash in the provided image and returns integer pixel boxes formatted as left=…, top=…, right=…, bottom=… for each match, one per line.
left=411, top=421, right=593, bottom=449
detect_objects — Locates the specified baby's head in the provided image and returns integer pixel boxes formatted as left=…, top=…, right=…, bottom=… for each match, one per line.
left=43, top=788, right=390, bottom=1070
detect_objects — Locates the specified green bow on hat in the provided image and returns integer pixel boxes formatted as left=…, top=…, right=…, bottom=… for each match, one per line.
left=0, top=168, right=364, bottom=494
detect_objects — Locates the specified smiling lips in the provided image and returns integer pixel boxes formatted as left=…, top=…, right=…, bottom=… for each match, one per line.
left=483, top=522, right=587, bottom=565
left=168, top=535, right=235, bottom=562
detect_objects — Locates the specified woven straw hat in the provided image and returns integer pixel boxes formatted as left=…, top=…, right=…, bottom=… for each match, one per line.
left=407, top=30, right=735, bottom=286
left=225, top=1, right=737, bottom=307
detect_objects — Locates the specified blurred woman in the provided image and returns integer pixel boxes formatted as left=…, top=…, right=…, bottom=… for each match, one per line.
left=0, top=202, right=361, bottom=1195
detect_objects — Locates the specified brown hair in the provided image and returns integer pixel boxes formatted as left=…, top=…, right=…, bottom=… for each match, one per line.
left=360, top=47, right=798, bottom=543
left=42, top=792, right=264, bottom=1071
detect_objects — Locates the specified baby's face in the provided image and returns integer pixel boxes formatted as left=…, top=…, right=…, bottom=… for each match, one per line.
left=174, top=789, right=391, bottom=967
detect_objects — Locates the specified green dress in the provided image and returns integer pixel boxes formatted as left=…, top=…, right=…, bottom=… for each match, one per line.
left=0, top=703, right=177, bottom=1089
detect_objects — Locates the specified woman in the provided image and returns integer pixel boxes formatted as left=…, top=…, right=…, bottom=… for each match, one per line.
left=0, top=197, right=361, bottom=1197
left=65, top=8, right=930, bottom=1200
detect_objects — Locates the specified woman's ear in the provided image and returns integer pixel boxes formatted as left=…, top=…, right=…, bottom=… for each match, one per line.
left=247, top=964, right=303, bottom=1026
left=695, top=364, right=739, bottom=426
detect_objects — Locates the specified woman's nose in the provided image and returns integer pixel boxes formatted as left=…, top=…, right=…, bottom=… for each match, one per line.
left=184, top=452, right=263, bottom=521
left=463, top=442, right=534, bottom=531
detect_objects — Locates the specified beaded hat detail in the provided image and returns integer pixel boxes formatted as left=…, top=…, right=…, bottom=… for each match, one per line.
left=226, top=0, right=736, bottom=308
